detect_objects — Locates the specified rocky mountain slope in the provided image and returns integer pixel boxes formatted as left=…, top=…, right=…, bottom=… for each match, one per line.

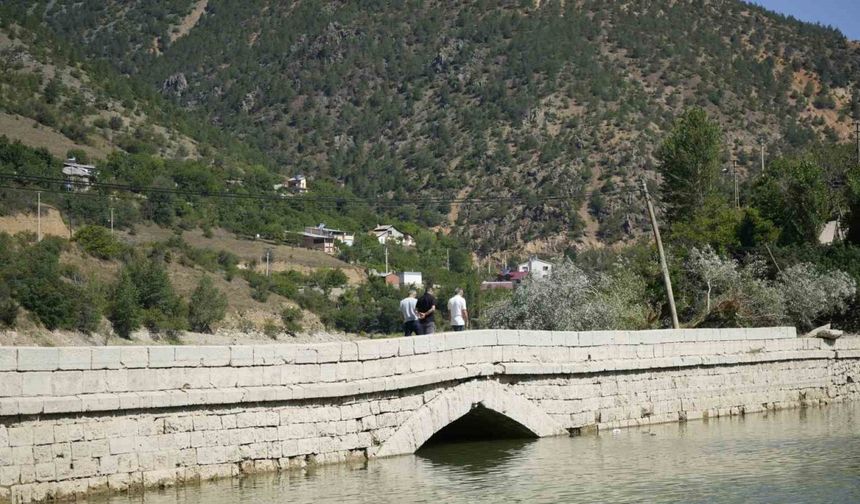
left=3, top=0, right=859, bottom=255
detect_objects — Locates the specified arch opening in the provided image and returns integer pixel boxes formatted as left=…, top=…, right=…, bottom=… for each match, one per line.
left=418, top=404, right=539, bottom=449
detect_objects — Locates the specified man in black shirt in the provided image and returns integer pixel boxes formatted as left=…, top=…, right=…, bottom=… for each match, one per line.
left=415, top=286, right=437, bottom=335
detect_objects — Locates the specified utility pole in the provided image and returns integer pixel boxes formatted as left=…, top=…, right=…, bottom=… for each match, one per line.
left=37, top=191, right=42, bottom=242
left=641, top=178, right=680, bottom=329
left=732, top=157, right=739, bottom=209
left=760, top=139, right=766, bottom=175
left=384, top=246, right=389, bottom=274
left=446, top=248, right=450, bottom=271
left=264, top=248, right=273, bottom=277
left=855, top=120, right=860, bottom=166
left=109, top=206, right=114, bottom=235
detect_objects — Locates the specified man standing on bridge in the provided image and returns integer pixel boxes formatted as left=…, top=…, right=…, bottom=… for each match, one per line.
left=416, top=286, right=437, bottom=334
left=447, top=287, right=468, bottom=332
left=400, top=290, right=419, bottom=336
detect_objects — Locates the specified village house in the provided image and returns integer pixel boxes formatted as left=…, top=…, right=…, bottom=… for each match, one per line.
left=61, top=158, right=96, bottom=192
left=274, top=174, right=308, bottom=194
left=481, top=269, right=528, bottom=290
left=481, top=260, right=553, bottom=290
left=518, top=257, right=553, bottom=279
left=398, top=271, right=423, bottom=288
left=370, top=224, right=415, bottom=247
left=383, top=272, right=400, bottom=288
left=301, top=224, right=355, bottom=255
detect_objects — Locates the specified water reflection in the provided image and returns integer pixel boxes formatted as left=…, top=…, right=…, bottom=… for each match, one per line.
left=417, top=438, right=536, bottom=472
left=99, top=403, right=860, bottom=504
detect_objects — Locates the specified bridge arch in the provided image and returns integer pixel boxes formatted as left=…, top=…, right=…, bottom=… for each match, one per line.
left=373, top=379, right=567, bottom=457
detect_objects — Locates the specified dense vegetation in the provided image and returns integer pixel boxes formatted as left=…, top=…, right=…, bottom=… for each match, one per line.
left=491, top=108, right=860, bottom=333
left=3, top=0, right=859, bottom=252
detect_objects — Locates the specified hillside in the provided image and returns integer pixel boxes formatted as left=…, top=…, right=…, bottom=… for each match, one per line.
left=2, top=0, right=860, bottom=256
left=0, top=23, right=200, bottom=160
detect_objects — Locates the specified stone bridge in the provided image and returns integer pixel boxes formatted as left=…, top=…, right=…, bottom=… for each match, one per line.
left=1, top=328, right=859, bottom=502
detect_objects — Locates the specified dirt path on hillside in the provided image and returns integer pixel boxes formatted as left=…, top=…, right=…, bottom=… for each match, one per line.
left=170, top=0, right=208, bottom=42
left=447, top=186, right=470, bottom=226
left=577, top=164, right=602, bottom=248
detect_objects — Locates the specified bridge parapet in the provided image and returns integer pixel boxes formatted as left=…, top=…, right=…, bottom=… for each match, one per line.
left=2, top=327, right=857, bottom=418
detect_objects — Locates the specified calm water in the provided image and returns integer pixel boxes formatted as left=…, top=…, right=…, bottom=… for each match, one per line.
left=104, top=403, right=860, bottom=504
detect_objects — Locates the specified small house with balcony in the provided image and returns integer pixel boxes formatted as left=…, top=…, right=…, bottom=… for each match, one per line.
left=61, top=158, right=97, bottom=192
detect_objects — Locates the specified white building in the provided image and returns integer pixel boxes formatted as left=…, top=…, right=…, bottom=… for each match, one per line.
left=61, top=158, right=96, bottom=192
left=287, top=175, right=308, bottom=193
left=818, top=220, right=845, bottom=245
left=371, top=225, right=415, bottom=247
left=398, top=271, right=423, bottom=288
left=518, top=257, right=553, bottom=279
left=274, top=174, right=308, bottom=194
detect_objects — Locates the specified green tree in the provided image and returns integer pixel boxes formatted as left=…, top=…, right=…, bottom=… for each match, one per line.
left=750, top=157, right=830, bottom=245
left=0, top=282, right=18, bottom=328
left=74, top=225, right=125, bottom=259
left=656, top=108, right=723, bottom=224
left=109, top=270, right=141, bottom=339
left=188, top=276, right=227, bottom=333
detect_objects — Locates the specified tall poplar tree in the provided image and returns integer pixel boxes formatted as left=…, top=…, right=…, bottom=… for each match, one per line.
left=656, top=108, right=723, bottom=224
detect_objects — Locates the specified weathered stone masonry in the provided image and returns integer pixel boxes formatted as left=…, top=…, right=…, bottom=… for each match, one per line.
left=0, top=328, right=858, bottom=502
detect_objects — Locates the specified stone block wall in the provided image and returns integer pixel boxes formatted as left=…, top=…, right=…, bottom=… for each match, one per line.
left=0, top=328, right=858, bottom=503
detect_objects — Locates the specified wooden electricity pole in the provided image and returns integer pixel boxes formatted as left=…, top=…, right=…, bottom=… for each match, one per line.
left=641, top=179, right=680, bottom=329
left=37, top=191, right=42, bottom=242
left=264, top=248, right=273, bottom=277
left=855, top=120, right=860, bottom=166
left=732, top=158, right=739, bottom=209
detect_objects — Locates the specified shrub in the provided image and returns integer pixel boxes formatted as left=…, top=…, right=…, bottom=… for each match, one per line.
left=686, top=248, right=856, bottom=330
left=486, top=259, right=652, bottom=331
left=686, top=247, right=783, bottom=327
left=188, top=276, right=228, bottom=333
left=779, top=263, right=856, bottom=331
left=280, top=306, right=303, bottom=336
left=109, top=116, right=124, bottom=130
left=74, top=225, right=125, bottom=260
left=0, top=284, right=17, bottom=327
left=263, top=318, right=280, bottom=339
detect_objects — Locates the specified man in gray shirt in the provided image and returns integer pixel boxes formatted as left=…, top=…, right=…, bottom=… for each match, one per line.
left=399, top=290, right=419, bottom=336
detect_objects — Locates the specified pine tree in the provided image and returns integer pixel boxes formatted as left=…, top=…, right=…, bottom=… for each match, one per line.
left=188, top=276, right=227, bottom=333
left=109, top=270, right=141, bottom=339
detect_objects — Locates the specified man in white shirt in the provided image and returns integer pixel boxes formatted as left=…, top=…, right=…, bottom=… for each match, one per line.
left=447, top=288, right=468, bottom=332
left=399, top=290, right=419, bottom=336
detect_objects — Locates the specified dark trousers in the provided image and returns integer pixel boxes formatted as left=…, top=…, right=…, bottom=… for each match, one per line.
left=452, top=325, right=465, bottom=332
left=403, top=320, right=419, bottom=336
